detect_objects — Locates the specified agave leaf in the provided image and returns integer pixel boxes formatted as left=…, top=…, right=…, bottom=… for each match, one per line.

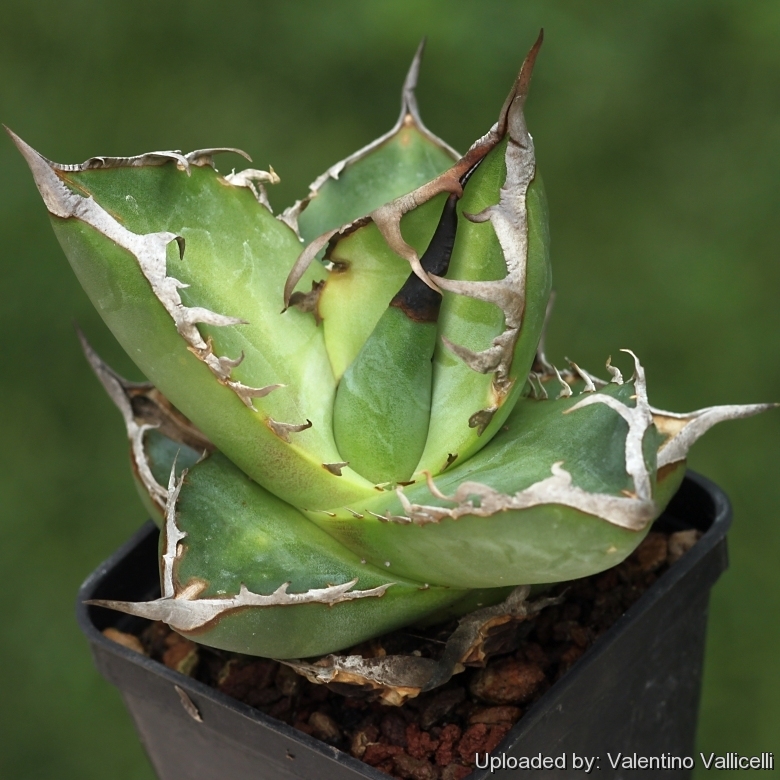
left=308, top=378, right=660, bottom=587
left=282, top=37, right=547, bottom=313
left=11, top=130, right=379, bottom=509
left=284, top=34, right=551, bottom=479
left=304, top=353, right=770, bottom=588
left=83, top=347, right=468, bottom=657
left=77, top=329, right=207, bottom=524
left=317, top=194, right=449, bottom=379
left=419, top=37, right=552, bottom=475
left=330, top=191, right=463, bottom=485
left=284, top=42, right=460, bottom=379
left=283, top=585, right=561, bottom=705
left=91, top=451, right=468, bottom=659
left=286, top=40, right=458, bottom=243
left=418, top=152, right=551, bottom=476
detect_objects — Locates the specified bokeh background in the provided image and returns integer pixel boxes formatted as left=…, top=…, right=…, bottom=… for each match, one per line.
left=1, top=1, right=778, bottom=777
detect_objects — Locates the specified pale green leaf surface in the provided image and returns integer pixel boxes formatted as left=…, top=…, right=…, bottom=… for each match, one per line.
left=418, top=144, right=553, bottom=474
left=307, top=383, right=684, bottom=587
left=169, top=452, right=467, bottom=658
left=50, top=205, right=375, bottom=510
left=333, top=307, right=437, bottom=484
left=320, top=193, right=447, bottom=378
left=297, top=125, right=456, bottom=243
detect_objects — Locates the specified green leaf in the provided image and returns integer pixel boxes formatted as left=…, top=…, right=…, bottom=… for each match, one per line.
left=297, top=124, right=457, bottom=244
left=292, top=42, right=458, bottom=243
left=417, top=144, right=552, bottom=475
left=119, top=450, right=468, bottom=658
left=12, top=133, right=378, bottom=509
left=306, top=381, right=685, bottom=588
left=319, top=194, right=447, bottom=379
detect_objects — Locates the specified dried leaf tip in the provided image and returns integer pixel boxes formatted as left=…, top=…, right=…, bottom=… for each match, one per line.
left=278, top=37, right=459, bottom=239
left=606, top=356, right=624, bottom=385
left=76, top=329, right=167, bottom=506
left=400, top=38, right=426, bottom=123
left=653, top=402, right=778, bottom=468
left=76, top=329, right=212, bottom=506
left=495, top=29, right=544, bottom=136
left=397, top=38, right=459, bottom=158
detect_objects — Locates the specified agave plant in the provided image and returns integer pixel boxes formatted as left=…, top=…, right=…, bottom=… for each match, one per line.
left=9, top=35, right=773, bottom=684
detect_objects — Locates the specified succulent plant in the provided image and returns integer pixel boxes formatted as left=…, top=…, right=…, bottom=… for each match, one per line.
left=9, top=34, right=773, bottom=680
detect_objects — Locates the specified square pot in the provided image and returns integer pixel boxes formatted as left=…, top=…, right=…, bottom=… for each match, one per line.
left=77, top=471, right=730, bottom=779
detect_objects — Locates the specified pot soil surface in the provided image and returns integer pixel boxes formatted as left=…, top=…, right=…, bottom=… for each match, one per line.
left=104, top=528, right=700, bottom=780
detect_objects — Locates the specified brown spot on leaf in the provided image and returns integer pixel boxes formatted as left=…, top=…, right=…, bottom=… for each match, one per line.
left=286, top=279, right=325, bottom=324
left=441, top=453, right=458, bottom=471
left=468, top=407, right=497, bottom=436
left=323, top=461, right=349, bottom=476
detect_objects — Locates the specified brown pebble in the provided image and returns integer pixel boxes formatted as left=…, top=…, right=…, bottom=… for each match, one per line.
left=569, top=624, right=592, bottom=648
left=375, top=760, right=395, bottom=776
left=162, top=633, right=199, bottom=676
left=267, top=696, right=292, bottom=720
left=406, top=724, right=439, bottom=760
left=434, top=724, right=462, bottom=766
left=308, top=683, right=330, bottom=702
left=420, top=687, right=465, bottom=730
left=557, top=643, right=586, bottom=675
left=457, top=723, right=511, bottom=764
left=308, top=711, right=341, bottom=743
left=139, top=621, right=171, bottom=658
left=457, top=724, right=485, bottom=765
left=102, top=628, right=146, bottom=655
left=442, top=765, right=472, bottom=780
left=483, top=724, right=511, bottom=754
left=275, top=665, right=303, bottom=697
left=381, top=710, right=408, bottom=746
left=634, top=532, right=668, bottom=572
left=469, top=658, right=546, bottom=705
left=217, top=659, right=279, bottom=708
left=363, top=743, right=405, bottom=766
left=293, top=720, right=314, bottom=736
left=668, top=529, right=702, bottom=564
left=552, top=619, right=578, bottom=643
left=467, top=705, right=521, bottom=726
left=393, top=751, right=439, bottom=780
left=350, top=724, right=379, bottom=759
left=595, top=568, right=619, bottom=592
left=521, top=642, right=550, bottom=669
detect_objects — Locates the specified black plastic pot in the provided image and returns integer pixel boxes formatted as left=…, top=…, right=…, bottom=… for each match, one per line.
left=77, top=471, right=731, bottom=780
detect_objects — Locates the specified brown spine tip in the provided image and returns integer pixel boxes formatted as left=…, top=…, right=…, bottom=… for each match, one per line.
left=497, top=30, right=544, bottom=136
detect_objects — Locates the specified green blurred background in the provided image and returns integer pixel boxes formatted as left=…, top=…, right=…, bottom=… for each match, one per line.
left=1, top=1, right=778, bottom=777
